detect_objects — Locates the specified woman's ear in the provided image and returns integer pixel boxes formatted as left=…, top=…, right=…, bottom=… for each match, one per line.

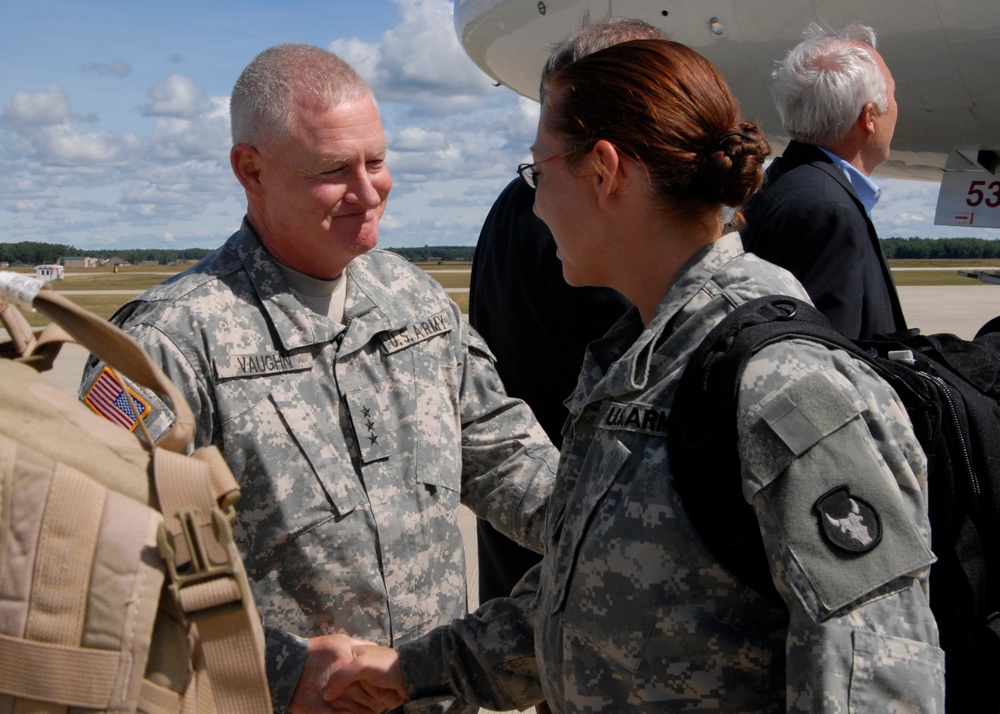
left=591, top=139, right=623, bottom=209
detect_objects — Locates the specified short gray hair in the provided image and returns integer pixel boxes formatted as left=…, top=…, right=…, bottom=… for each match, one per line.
left=230, top=44, right=372, bottom=147
left=770, top=23, right=887, bottom=146
left=540, top=15, right=668, bottom=95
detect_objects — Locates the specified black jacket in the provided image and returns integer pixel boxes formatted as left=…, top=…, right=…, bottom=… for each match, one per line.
left=741, top=140, right=907, bottom=340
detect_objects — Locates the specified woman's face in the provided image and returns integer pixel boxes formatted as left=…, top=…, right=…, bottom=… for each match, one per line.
left=531, top=107, right=605, bottom=287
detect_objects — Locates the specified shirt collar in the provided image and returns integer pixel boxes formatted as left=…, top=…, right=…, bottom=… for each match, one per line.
left=818, top=148, right=882, bottom=215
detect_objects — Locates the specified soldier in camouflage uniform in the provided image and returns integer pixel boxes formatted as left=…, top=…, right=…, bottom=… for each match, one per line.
left=80, top=44, right=557, bottom=714
left=326, top=40, right=944, bottom=713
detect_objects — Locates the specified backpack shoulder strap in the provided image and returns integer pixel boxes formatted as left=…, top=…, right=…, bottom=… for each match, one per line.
left=153, top=446, right=272, bottom=714
left=668, top=296, right=866, bottom=604
left=0, top=271, right=195, bottom=451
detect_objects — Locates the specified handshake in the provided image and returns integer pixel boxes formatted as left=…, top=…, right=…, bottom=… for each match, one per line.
left=289, top=633, right=411, bottom=714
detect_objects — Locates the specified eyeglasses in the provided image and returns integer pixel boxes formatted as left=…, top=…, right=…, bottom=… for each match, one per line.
left=516, top=151, right=574, bottom=189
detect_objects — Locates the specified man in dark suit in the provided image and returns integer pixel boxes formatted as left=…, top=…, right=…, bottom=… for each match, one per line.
left=742, top=24, right=907, bottom=340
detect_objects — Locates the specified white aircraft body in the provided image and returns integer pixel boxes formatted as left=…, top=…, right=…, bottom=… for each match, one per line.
left=454, top=0, right=1000, bottom=228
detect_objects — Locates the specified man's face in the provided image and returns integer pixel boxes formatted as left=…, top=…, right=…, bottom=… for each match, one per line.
left=246, top=95, right=391, bottom=279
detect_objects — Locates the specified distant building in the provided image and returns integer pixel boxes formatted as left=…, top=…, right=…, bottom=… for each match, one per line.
left=63, top=256, right=98, bottom=269
left=35, top=264, right=65, bottom=281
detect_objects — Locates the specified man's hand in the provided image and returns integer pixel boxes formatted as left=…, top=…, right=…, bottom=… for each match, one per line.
left=288, top=634, right=401, bottom=714
left=323, top=645, right=408, bottom=711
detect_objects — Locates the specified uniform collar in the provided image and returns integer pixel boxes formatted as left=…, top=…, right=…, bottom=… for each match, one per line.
left=568, top=233, right=746, bottom=412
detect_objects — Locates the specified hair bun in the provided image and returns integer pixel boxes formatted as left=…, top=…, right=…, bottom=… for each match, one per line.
left=701, top=122, right=770, bottom=207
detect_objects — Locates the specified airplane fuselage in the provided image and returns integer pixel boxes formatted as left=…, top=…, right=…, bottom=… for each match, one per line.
left=455, top=0, right=1000, bottom=184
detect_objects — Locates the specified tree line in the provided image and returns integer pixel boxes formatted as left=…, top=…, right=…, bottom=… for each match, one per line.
left=0, top=241, right=478, bottom=266
left=384, top=246, right=475, bottom=262
left=880, top=237, right=1000, bottom=260
left=5, top=239, right=998, bottom=267
left=0, top=242, right=215, bottom=266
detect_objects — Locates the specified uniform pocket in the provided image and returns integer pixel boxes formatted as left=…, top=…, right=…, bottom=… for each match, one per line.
left=848, top=629, right=944, bottom=713
left=556, top=441, right=684, bottom=673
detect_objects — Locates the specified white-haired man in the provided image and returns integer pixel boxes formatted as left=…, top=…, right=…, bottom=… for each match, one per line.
left=742, top=24, right=907, bottom=340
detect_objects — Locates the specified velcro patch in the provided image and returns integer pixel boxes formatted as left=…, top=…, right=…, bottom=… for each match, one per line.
left=344, top=388, right=394, bottom=464
left=83, top=367, right=150, bottom=432
left=213, top=352, right=311, bottom=380
left=597, top=400, right=668, bottom=437
left=379, top=311, right=451, bottom=354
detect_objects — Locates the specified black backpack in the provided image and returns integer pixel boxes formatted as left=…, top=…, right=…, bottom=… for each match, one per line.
left=668, top=295, right=1000, bottom=713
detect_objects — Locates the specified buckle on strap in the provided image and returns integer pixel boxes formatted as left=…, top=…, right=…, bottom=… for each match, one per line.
left=156, top=504, right=249, bottom=621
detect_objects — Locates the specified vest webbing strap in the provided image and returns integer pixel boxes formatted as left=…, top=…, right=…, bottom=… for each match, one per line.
left=10, top=464, right=106, bottom=714
left=0, top=633, right=120, bottom=708
left=24, top=464, right=105, bottom=644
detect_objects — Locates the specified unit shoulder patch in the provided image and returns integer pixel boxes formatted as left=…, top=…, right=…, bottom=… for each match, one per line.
left=814, top=485, right=882, bottom=554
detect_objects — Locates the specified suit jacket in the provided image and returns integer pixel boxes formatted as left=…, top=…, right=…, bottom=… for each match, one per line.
left=741, top=140, right=907, bottom=340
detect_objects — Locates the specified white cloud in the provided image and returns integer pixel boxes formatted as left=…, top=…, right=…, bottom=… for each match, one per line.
left=149, top=99, right=230, bottom=161
left=1, top=178, right=59, bottom=201
left=333, top=0, right=498, bottom=115
left=328, top=37, right=381, bottom=82
left=392, top=127, right=448, bottom=152
left=30, top=124, right=142, bottom=165
left=140, top=74, right=206, bottom=118
left=2, top=84, right=73, bottom=129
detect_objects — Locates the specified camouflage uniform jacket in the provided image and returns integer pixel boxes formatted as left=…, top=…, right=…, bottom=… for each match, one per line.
left=80, top=220, right=558, bottom=711
left=398, top=232, right=944, bottom=713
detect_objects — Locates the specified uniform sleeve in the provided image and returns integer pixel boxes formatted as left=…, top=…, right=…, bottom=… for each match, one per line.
left=264, top=627, right=309, bottom=712
left=457, top=319, right=559, bottom=552
left=397, top=564, right=543, bottom=711
left=736, top=339, right=944, bottom=713
left=79, top=307, right=215, bottom=449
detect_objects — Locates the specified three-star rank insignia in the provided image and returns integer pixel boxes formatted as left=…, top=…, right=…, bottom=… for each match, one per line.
left=813, top=485, right=882, bottom=554
left=344, top=389, right=393, bottom=464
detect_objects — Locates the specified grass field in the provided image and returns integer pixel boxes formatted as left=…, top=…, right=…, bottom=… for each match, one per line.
left=4, top=258, right=996, bottom=327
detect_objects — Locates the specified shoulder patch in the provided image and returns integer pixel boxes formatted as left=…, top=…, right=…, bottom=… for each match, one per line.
left=82, top=367, right=150, bottom=432
left=379, top=311, right=452, bottom=354
left=814, top=485, right=882, bottom=554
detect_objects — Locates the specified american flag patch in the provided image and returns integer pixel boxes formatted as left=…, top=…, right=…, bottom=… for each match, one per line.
left=83, top=367, right=150, bottom=431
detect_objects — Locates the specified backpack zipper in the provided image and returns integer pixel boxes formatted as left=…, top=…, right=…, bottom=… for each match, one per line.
left=921, top=370, right=980, bottom=498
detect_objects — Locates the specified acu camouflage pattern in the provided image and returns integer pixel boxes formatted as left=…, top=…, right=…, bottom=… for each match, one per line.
left=80, top=220, right=557, bottom=712
left=397, top=233, right=943, bottom=713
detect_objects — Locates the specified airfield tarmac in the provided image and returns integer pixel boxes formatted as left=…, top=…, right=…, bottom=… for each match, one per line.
left=13, top=283, right=1000, bottom=714
left=35, top=283, right=1000, bottom=396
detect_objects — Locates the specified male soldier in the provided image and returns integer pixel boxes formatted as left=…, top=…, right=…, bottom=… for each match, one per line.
left=742, top=24, right=907, bottom=340
left=80, top=44, right=556, bottom=714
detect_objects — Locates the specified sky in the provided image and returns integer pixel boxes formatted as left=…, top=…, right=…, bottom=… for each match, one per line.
left=1, top=0, right=997, bottom=252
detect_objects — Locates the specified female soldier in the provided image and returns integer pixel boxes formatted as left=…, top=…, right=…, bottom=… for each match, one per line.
left=327, top=39, right=944, bottom=713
